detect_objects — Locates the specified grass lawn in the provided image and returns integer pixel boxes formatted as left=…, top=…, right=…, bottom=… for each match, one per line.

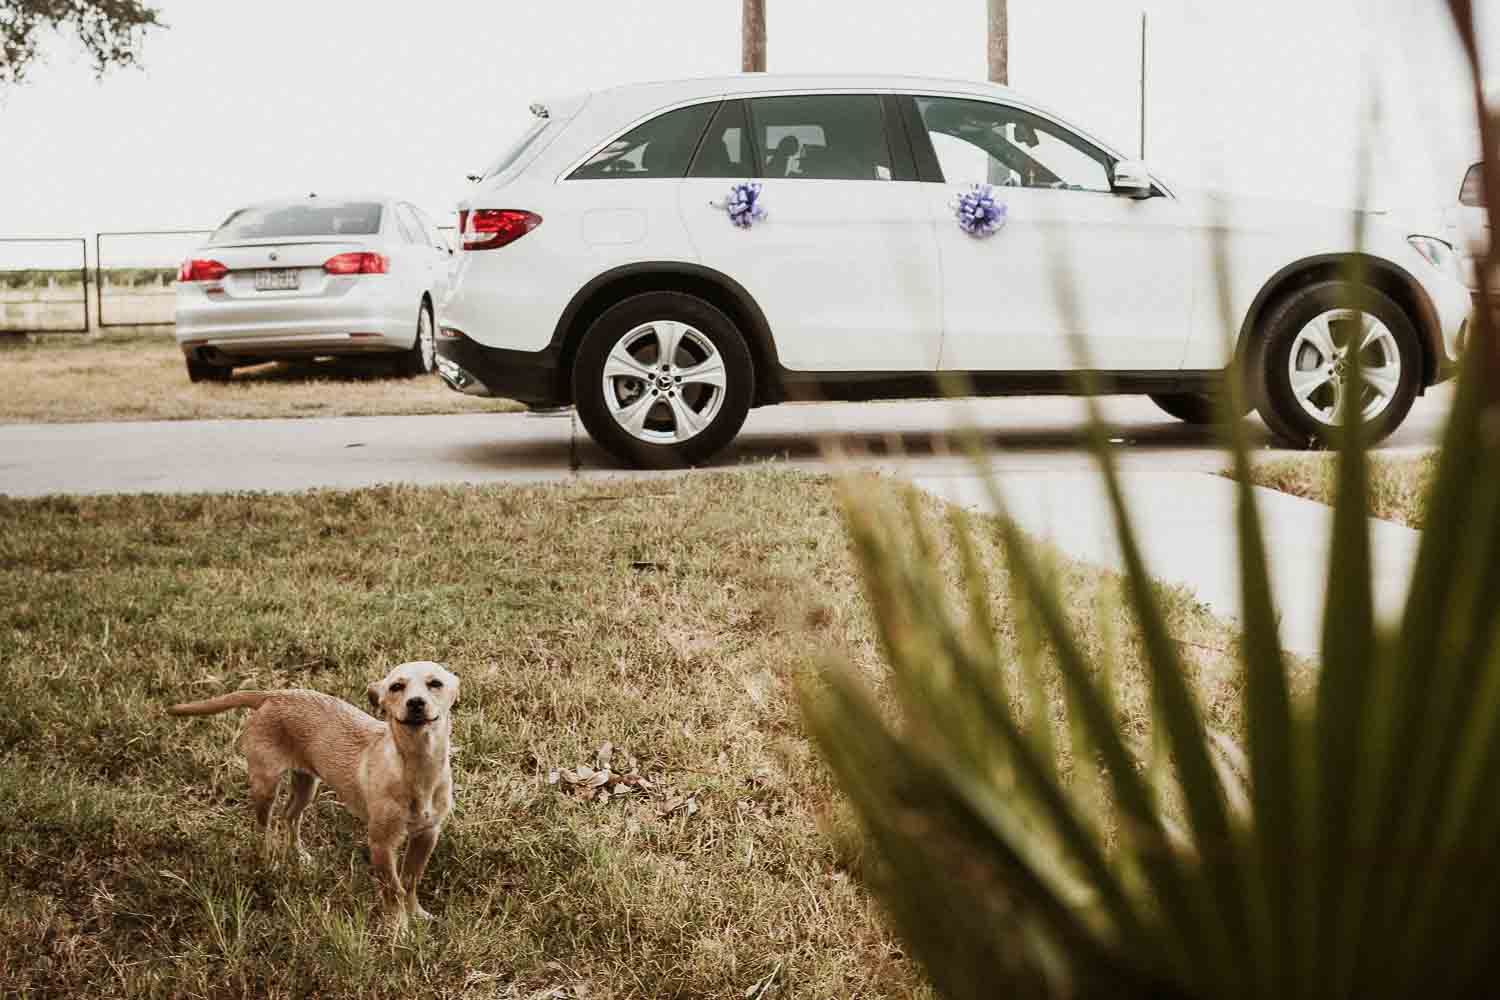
left=1238, top=452, right=1437, bottom=528
left=0, top=333, right=523, bottom=424
left=0, top=470, right=1253, bottom=998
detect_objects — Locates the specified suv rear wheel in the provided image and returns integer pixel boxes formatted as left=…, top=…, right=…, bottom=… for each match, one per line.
left=1252, top=280, right=1420, bottom=447
left=572, top=291, right=754, bottom=469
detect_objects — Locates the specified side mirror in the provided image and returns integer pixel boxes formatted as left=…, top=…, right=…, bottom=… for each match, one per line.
left=1113, top=159, right=1154, bottom=199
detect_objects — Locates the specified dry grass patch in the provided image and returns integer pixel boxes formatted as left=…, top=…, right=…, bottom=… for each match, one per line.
left=0, top=333, right=522, bottom=423
left=0, top=470, right=1250, bottom=998
left=1236, top=452, right=1437, bottom=528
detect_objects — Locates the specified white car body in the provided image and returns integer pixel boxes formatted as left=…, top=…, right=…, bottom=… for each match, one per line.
left=439, top=73, right=1474, bottom=465
left=175, top=195, right=453, bottom=378
left=1443, top=161, right=1492, bottom=293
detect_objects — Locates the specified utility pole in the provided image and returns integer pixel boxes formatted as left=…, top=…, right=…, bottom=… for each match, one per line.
left=987, top=0, right=1008, bottom=85
left=742, top=0, right=766, bottom=72
left=1139, top=10, right=1148, bottom=159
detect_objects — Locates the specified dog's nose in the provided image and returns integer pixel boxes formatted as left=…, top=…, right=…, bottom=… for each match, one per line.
left=406, top=696, right=426, bottom=714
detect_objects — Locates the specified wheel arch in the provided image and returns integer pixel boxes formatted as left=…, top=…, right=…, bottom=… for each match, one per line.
left=550, top=262, right=781, bottom=405
left=1236, top=253, right=1442, bottom=390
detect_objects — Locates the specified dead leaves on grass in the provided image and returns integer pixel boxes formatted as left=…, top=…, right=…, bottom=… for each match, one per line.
left=546, top=741, right=686, bottom=813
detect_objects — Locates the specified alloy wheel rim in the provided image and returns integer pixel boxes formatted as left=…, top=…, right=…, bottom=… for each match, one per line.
left=420, top=310, right=435, bottom=372
left=602, top=320, right=727, bottom=444
left=1287, top=309, right=1401, bottom=426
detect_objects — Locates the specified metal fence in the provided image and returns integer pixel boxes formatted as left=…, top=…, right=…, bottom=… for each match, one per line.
left=0, top=237, right=90, bottom=334
left=3, top=223, right=462, bottom=335
left=95, top=230, right=213, bottom=329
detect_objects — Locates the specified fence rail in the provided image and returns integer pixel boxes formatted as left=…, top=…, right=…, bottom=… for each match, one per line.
left=0, top=237, right=90, bottom=334
left=3, top=224, right=463, bottom=336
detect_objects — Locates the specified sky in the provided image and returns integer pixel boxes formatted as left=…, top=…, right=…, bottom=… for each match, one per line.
left=0, top=0, right=1494, bottom=268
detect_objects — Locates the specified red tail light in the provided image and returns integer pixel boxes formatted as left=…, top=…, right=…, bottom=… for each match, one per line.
left=178, top=259, right=228, bottom=282
left=463, top=210, right=541, bottom=250
left=323, top=252, right=389, bottom=275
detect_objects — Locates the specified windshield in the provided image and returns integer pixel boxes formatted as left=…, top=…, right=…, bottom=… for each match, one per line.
left=482, top=116, right=551, bottom=180
left=213, top=201, right=383, bottom=241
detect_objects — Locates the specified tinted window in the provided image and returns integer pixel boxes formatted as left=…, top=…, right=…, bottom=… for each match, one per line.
left=916, top=97, right=1112, bottom=193
left=748, top=95, right=892, bottom=181
left=688, top=99, right=753, bottom=178
left=1460, top=163, right=1485, bottom=207
left=570, top=102, right=718, bottom=180
left=213, top=201, right=383, bottom=241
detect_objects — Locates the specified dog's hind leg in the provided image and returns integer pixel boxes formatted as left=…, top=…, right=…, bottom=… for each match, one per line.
left=247, top=761, right=283, bottom=861
left=283, top=771, right=319, bottom=865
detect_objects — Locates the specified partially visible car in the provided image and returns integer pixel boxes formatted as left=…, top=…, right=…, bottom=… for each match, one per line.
left=175, top=195, right=453, bottom=382
left=1443, top=161, right=1492, bottom=296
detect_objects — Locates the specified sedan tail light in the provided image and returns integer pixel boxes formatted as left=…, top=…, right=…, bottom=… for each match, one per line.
left=463, top=209, right=541, bottom=251
left=323, top=252, right=389, bottom=275
left=178, top=259, right=228, bottom=282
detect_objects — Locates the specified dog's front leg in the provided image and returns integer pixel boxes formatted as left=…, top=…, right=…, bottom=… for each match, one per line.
left=401, top=826, right=440, bottom=920
left=367, top=823, right=407, bottom=928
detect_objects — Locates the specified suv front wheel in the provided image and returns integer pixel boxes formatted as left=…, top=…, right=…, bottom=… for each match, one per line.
left=1252, top=280, right=1421, bottom=447
left=572, top=291, right=755, bottom=469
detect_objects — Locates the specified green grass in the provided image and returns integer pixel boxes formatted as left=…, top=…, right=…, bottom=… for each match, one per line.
left=1236, top=453, right=1437, bottom=527
left=0, top=471, right=1247, bottom=998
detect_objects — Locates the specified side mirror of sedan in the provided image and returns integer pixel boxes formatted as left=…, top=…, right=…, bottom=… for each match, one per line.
left=1113, top=159, right=1154, bottom=199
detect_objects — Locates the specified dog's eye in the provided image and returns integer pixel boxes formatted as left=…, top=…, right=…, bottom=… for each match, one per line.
left=389, top=681, right=406, bottom=693
left=427, top=679, right=443, bottom=690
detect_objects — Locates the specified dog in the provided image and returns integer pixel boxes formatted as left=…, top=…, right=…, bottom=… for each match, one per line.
left=168, top=661, right=458, bottom=924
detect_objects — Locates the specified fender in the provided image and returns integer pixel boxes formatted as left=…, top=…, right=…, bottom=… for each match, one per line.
left=549, top=261, right=783, bottom=404
left=1235, top=252, right=1443, bottom=388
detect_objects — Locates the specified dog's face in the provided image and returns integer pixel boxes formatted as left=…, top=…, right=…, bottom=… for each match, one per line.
left=366, top=661, right=460, bottom=728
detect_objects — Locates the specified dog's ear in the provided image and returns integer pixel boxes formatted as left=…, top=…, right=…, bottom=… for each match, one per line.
left=449, top=673, right=460, bottom=706
left=366, top=681, right=383, bottom=715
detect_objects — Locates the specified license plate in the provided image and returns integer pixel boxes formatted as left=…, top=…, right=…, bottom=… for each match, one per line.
left=254, top=268, right=299, bottom=291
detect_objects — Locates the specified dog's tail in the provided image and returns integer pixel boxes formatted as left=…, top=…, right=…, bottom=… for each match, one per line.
left=167, top=691, right=273, bottom=717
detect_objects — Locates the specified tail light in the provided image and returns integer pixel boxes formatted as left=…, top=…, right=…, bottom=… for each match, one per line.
left=463, top=210, right=541, bottom=251
left=178, top=259, right=228, bottom=282
left=323, top=252, right=389, bottom=275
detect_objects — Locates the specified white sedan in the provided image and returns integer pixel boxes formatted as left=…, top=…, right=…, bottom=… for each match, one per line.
left=175, top=195, right=452, bottom=382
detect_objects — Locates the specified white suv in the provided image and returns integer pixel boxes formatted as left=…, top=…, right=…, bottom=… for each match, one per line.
left=438, top=74, right=1473, bottom=468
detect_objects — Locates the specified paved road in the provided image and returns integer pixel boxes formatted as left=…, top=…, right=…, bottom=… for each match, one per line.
left=0, top=386, right=1452, bottom=498
left=0, top=388, right=1447, bottom=657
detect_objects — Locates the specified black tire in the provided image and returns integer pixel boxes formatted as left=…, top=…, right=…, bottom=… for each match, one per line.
left=185, top=359, right=231, bottom=383
left=395, top=302, right=435, bottom=377
left=1150, top=392, right=1221, bottom=425
left=572, top=291, right=755, bottom=469
left=1251, top=280, right=1421, bottom=448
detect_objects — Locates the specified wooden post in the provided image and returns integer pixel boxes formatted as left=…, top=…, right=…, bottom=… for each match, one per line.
left=987, top=0, right=1008, bottom=84
left=742, top=0, right=766, bottom=73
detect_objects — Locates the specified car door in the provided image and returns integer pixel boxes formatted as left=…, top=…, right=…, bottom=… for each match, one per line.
left=409, top=205, right=454, bottom=311
left=677, top=94, right=942, bottom=373
left=906, top=95, right=1192, bottom=372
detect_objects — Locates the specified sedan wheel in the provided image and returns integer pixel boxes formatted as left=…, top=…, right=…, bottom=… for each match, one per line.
left=573, top=291, right=754, bottom=469
left=396, top=305, right=435, bottom=377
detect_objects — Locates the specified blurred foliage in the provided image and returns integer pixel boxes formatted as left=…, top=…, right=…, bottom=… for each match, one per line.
left=1, top=1, right=163, bottom=87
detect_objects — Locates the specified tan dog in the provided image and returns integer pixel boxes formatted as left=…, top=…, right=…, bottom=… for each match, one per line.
left=168, top=661, right=458, bottom=924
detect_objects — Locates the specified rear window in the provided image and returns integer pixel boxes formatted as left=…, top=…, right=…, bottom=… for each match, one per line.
left=1460, top=163, right=1485, bottom=207
left=482, top=117, right=551, bottom=181
left=213, top=201, right=383, bottom=241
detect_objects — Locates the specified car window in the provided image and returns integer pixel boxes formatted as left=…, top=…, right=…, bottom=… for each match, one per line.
left=916, top=97, right=1113, bottom=193
left=482, top=116, right=551, bottom=181
left=570, top=102, right=718, bottom=180
left=394, top=204, right=424, bottom=244
left=747, top=95, right=892, bottom=181
left=688, top=99, right=753, bottom=178
left=212, top=201, right=383, bottom=241
left=1460, top=163, right=1485, bottom=207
